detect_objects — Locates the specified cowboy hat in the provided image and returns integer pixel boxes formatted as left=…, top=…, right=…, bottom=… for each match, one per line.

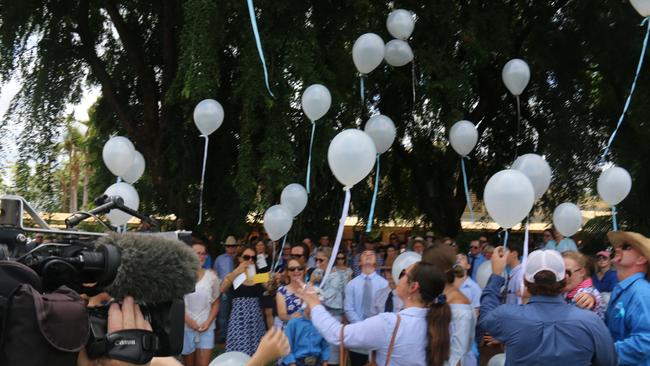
left=607, top=231, right=650, bottom=264
left=222, top=235, right=238, bottom=246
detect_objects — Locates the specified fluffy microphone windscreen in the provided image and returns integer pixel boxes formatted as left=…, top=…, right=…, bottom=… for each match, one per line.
left=96, top=233, right=198, bottom=303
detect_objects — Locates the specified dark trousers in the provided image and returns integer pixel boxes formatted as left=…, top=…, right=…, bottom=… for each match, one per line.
left=349, top=351, right=368, bottom=366
left=216, top=291, right=231, bottom=342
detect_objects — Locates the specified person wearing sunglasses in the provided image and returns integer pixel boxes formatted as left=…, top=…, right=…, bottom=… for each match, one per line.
left=605, top=231, right=650, bottom=366
left=277, top=258, right=306, bottom=323
left=562, top=251, right=605, bottom=319
left=220, top=246, right=266, bottom=356
left=592, top=249, right=618, bottom=294
left=467, top=239, right=486, bottom=281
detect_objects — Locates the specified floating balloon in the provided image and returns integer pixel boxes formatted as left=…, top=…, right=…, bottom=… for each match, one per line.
left=476, top=260, right=493, bottom=289
left=553, top=203, right=582, bottom=237
left=301, top=84, right=332, bottom=121
left=502, top=59, right=530, bottom=96
left=384, top=39, right=414, bottom=67
left=328, top=129, right=377, bottom=188
left=511, top=153, right=552, bottom=200
left=193, top=99, right=224, bottom=136
left=487, top=353, right=506, bottom=366
left=392, top=251, right=421, bottom=284
left=263, top=204, right=293, bottom=241
left=597, top=166, right=632, bottom=206
left=630, top=0, right=650, bottom=16
left=209, top=351, right=251, bottom=366
left=280, top=183, right=308, bottom=217
left=102, top=136, right=135, bottom=177
left=352, top=33, right=385, bottom=74
left=364, top=114, right=396, bottom=154
left=121, top=151, right=145, bottom=184
left=104, top=182, right=140, bottom=226
left=484, top=169, right=535, bottom=229
left=386, top=9, right=415, bottom=40
left=448, top=120, right=479, bottom=157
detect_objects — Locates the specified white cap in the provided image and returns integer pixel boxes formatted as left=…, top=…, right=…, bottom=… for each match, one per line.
left=524, top=250, right=565, bottom=283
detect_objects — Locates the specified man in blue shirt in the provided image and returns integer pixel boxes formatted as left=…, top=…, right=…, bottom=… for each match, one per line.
left=479, top=248, right=616, bottom=365
left=467, top=239, right=486, bottom=280
left=605, top=231, right=650, bottom=366
left=213, top=235, right=238, bottom=343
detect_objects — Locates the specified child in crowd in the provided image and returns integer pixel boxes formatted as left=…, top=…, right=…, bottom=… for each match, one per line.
left=281, top=308, right=329, bottom=366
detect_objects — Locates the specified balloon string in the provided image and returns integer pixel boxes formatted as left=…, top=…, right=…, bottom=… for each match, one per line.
left=306, top=120, right=316, bottom=194
left=366, top=154, right=381, bottom=233
left=197, top=135, right=209, bottom=225
left=322, top=188, right=351, bottom=286
left=272, top=235, right=288, bottom=273
left=460, top=157, right=474, bottom=222
left=600, top=17, right=650, bottom=164
left=246, top=0, right=274, bottom=98
left=612, top=205, right=618, bottom=231
left=116, top=177, right=122, bottom=183
left=520, top=216, right=529, bottom=301
left=411, top=59, right=416, bottom=104
left=360, top=74, right=365, bottom=107
left=503, top=229, right=509, bottom=250
left=513, top=94, right=521, bottom=162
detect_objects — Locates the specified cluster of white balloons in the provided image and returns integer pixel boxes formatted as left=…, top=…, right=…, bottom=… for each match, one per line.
left=384, top=10, right=415, bottom=67
left=263, top=183, right=308, bottom=241
left=102, top=136, right=145, bottom=226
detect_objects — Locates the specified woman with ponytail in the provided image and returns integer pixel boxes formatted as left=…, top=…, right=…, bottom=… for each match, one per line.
left=297, top=262, right=450, bottom=366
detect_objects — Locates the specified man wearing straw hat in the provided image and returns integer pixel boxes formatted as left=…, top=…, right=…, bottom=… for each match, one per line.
left=605, top=231, right=650, bottom=366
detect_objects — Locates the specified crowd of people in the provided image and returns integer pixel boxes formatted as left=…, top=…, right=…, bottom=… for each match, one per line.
left=179, top=228, right=650, bottom=366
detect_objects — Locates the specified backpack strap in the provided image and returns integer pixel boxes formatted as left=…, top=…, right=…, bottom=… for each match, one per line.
left=384, top=314, right=401, bottom=366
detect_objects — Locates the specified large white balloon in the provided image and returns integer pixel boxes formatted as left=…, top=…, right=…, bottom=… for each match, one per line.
left=209, top=351, right=251, bottom=366
left=448, top=120, right=478, bottom=157
left=121, top=151, right=146, bottom=184
left=193, top=99, right=224, bottom=136
left=301, top=84, right=332, bottom=121
left=630, top=0, right=650, bottom=16
left=511, top=153, right=552, bottom=199
left=487, top=353, right=506, bottom=366
left=484, top=169, right=535, bottom=229
left=384, top=39, right=414, bottom=67
left=280, top=183, right=308, bottom=217
left=364, top=114, right=396, bottom=154
left=352, top=33, right=385, bottom=74
left=263, top=204, right=293, bottom=241
left=502, top=59, right=530, bottom=96
left=392, top=251, right=421, bottom=284
left=104, top=182, right=140, bottom=226
left=328, top=129, right=377, bottom=188
left=553, top=203, right=582, bottom=237
left=386, top=9, right=415, bottom=40
left=597, top=166, right=632, bottom=206
left=102, top=136, right=136, bottom=177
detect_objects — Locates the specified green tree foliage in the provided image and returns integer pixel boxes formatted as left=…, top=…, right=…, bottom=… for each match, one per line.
left=1, top=0, right=649, bottom=241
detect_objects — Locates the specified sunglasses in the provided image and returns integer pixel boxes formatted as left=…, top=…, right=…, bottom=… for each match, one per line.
left=621, top=243, right=633, bottom=251
left=336, top=256, right=345, bottom=260
left=287, top=266, right=305, bottom=272
left=565, top=268, right=581, bottom=277
left=470, top=246, right=479, bottom=249
left=596, top=255, right=609, bottom=261
left=291, top=254, right=305, bottom=259
left=315, top=258, right=327, bottom=263
left=241, top=254, right=257, bottom=261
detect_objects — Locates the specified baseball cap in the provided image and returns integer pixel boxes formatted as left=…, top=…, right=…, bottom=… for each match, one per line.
left=524, top=249, right=565, bottom=283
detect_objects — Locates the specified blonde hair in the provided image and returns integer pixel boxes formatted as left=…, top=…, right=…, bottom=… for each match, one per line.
left=562, top=251, right=590, bottom=277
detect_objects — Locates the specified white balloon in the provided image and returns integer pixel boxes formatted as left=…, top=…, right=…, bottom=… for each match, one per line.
left=386, top=9, right=415, bottom=40
left=104, top=182, right=140, bottom=226
left=301, top=84, right=332, bottom=121
left=102, top=136, right=136, bottom=177
left=384, top=39, right=413, bottom=67
left=364, top=114, right=396, bottom=154
left=352, top=33, right=385, bottom=74
left=280, top=183, right=308, bottom=217
left=630, top=0, right=650, bottom=17
left=502, top=59, right=530, bottom=96
left=553, top=202, right=582, bottom=237
left=263, top=204, right=293, bottom=241
left=327, top=129, right=377, bottom=188
left=392, top=251, right=421, bottom=284
left=448, top=120, right=478, bottom=157
left=487, top=353, right=506, bottom=366
left=476, top=260, right=493, bottom=289
left=597, top=166, right=632, bottom=206
left=484, top=169, right=535, bottom=229
left=511, top=153, right=552, bottom=199
left=193, top=99, right=224, bottom=136
left=209, top=351, right=251, bottom=366
left=121, top=151, right=146, bottom=184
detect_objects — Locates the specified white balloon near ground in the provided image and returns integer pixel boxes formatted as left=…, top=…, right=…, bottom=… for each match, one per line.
left=209, top=351, right=251, bottom=366
left=104, top=182, right=140, bottom=226
left=597, top=166, right=632, bottom=206
left=352, top=33, right=385, bottom=74
left=448, top=120, right=479, bottom=157
left=301, top=84, right=332, bottom=121
left=364, top=114, right=396, bottom=154
left=511, top=153, right=552, bottom=199
left=630, top=0, right=650, bottom=17
left=386, top=9, right=415, bottom=40
left=484, top=169, right=535, bottom=229
left=121, top=151, right=145, bottom=184
left=384, top=39, right=414, bottom=67
left=102, top=136, right=136, bottom=177
left=553, top=203, right=582, bottom=237
left=280, top=183, right=308, bottom=217
left=193, top=99, right=224, bottom=136
left=487, top=353, right=506, bottom=366
left=392, top=251, right=421, bottom=283
left=263, top=204, right=293, bottom=241
left=502, top=59, right=531, bottom=96
left=327, top=129, right=377, bottom=188
left=476, top=261, right=494, bottom=289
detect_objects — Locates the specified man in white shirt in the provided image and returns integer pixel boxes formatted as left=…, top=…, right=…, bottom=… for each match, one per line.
left=505, top=241, right=524, bottom=305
